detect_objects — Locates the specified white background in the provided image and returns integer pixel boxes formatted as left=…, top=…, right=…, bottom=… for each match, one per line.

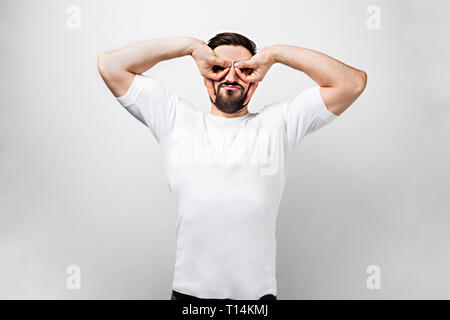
left=1, top=0, right=449, bottom=299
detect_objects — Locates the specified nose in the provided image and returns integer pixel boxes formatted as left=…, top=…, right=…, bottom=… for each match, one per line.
left=224, top=61, right=239, bottom=83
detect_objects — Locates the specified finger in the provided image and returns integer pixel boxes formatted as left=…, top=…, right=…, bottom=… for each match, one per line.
left=234, top=66, right=250, bottom=82
left=217, top=66, right=230, bottom=79
left=235, top=67, right=258, bottom=83
left=204, top=77, right=216, bottom=101
left=243, top=82, right=258, bottom=106
left=205, top=77, right=216, bottom=100
left=234, top=59, right=254, bottom=69
left=206, top=67, right=229, bottom=81
left=245, top=72, right=259, bottom=82
left=214, top=57, right=232, bottom=68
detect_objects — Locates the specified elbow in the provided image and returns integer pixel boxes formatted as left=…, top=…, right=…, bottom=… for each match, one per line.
left=355, top=70, right=367, bottom=94
left=340, top=70, right=367, bottom=98
left=97, top=52, right=110, bottom=77
left=97, top=52, right=128, bottom=82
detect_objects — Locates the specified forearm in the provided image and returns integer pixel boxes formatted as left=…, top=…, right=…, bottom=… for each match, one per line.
left=270, top=44, right=365, bottom=88
left=99, top=36, right=204, bottom=75
left=98, top=36, right=205, bottom=97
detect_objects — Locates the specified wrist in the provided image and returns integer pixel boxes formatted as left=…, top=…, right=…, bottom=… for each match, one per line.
left=187, top=37, right=206, bottom=56
left=259, top=45, right=280, bottom=65
left=266, top=45, right=281, bottom=64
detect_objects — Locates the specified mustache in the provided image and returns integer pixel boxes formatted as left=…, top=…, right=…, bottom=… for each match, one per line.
left=220, top=83, right=242, bottom=89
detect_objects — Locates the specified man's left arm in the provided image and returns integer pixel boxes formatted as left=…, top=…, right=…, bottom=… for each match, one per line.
left=266, top=45, right=367, bottom=116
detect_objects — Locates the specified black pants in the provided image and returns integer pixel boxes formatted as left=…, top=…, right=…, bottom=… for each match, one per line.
left=171, top=290, right=277, bottom=300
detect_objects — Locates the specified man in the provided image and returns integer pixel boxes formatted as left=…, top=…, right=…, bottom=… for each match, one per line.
left=97, top=32, right=367, bottom=300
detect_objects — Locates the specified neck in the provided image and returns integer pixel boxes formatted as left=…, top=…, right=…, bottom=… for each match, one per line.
left=210, top=104, right=248, bottom=118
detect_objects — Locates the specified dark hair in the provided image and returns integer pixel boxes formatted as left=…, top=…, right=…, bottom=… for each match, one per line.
left=207, top=32, right=257, bottom=56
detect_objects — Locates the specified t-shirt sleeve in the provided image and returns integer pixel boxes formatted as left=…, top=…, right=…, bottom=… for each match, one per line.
left=282, top=86, right=338, bottom=154
left=116, top=74, right=180, bottom=142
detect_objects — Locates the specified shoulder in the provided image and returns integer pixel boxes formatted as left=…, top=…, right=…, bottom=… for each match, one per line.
left=171, top=96, right=203, bottom=127
left=251, top=100, right=287, bottom=125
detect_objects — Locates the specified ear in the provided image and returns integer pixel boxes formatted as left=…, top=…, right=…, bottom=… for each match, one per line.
left=243, top=82, right=259, bottom=106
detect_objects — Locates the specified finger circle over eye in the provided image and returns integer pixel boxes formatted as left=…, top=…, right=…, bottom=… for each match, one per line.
left=235, top=68, right=247, bottom=80
left=217, top=68, right=229, bottom=78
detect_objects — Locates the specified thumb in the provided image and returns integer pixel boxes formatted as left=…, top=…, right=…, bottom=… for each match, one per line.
left=213, top=57, right=232, bottom=68
left=234, top=59, right=254, bottom=69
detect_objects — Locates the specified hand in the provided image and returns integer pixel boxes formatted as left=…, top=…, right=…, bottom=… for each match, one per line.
left=190, top=42, right=232, bottom=101
left=233, top=46, right=276, bottom=83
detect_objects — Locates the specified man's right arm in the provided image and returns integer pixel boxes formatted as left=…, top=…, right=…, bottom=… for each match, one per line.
left=97, top=36, right=205, bottom=97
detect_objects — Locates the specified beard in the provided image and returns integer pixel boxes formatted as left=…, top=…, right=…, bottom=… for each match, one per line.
left=213, top=84, right=250, bottom=114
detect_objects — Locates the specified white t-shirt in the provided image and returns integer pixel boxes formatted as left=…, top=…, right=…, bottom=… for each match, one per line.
left=116, top=74, right=338, bottom=299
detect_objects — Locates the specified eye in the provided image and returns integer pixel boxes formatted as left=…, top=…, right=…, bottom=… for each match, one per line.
left=212, top=66, right=225, bottom=73
left=240, top=68, right=252, bottom=75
